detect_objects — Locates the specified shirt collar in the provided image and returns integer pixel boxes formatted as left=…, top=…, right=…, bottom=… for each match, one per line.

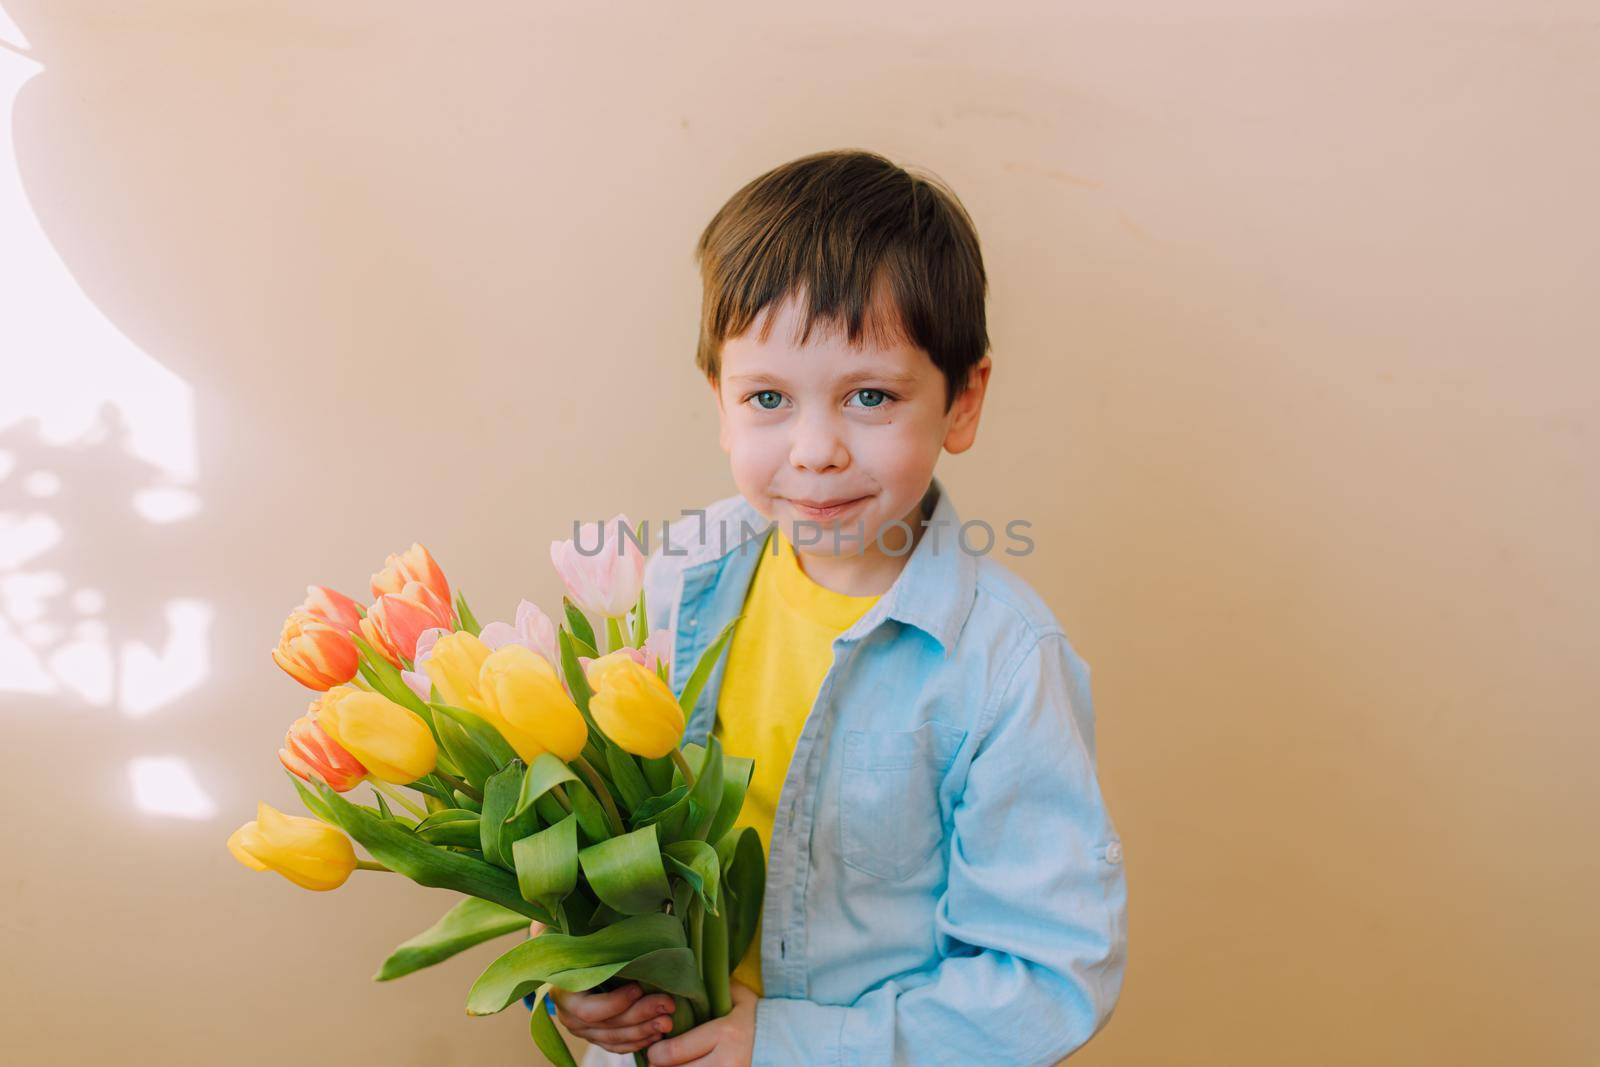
left=684, top=475, right=976, bottom=657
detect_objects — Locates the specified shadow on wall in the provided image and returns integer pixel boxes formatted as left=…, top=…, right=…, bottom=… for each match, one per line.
left=1, top=5, right=213, bottom=816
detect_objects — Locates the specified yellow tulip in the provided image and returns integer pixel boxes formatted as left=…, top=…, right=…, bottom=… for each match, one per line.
left=315, top=686, right=437, bottom=784
left=421, top=630, right=493, bottom=712
left=227, top=801, right=357, bottom=891
left=587, top=654, right=685, bottom=759
left=480, top=645, right=589, bottom=762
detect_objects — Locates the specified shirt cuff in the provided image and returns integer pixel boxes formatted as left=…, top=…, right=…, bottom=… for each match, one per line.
left=753, top=996, right=850, bottom=1067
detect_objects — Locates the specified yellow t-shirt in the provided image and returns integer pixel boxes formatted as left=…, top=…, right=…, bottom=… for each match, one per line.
left=712, top=527, right=881, bottom=996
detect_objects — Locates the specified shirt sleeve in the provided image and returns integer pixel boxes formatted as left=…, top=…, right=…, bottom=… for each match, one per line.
left=753, top=630, right=1129, bottom=1067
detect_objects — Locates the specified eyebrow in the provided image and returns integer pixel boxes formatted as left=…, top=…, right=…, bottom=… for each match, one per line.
left=725, top=368, right=921, bottom=388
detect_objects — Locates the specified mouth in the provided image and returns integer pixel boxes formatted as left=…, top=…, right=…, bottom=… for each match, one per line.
left=784, top=494, right=871, bottom=518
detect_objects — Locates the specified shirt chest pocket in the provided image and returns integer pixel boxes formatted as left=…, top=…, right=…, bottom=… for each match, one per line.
left=838, top=721, right=968, bottom=882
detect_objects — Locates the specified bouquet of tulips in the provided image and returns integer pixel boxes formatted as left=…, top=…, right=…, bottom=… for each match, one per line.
left=227, top=519, right=759, bottom=1067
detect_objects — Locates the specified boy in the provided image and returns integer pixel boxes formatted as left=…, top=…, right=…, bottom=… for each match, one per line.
left=553, top=149, right=1127, bottom=1066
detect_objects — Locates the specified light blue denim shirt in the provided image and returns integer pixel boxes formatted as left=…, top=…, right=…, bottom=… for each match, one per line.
left=641, top=476, right=1128, bottom=1067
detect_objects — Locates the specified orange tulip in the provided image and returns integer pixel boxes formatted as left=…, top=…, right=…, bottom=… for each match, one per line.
left=279, top=711, right=367, bottom=792
left=299, top=585, right=363, bottom=635
left=371, top=542, right=451, bottom=606
left=271, top=611, right=359, bottom=691
left=359, top=581, right=455, bottom=666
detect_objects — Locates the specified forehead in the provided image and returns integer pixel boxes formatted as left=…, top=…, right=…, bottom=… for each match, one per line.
left=722, top=287, right=931, bottom=382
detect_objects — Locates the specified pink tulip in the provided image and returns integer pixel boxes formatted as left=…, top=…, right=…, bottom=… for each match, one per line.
left=550, top=513, right=646, bottom=619
left=479, top=599, right=560, bottom=668
left=578, top=627, right=672, bottom=680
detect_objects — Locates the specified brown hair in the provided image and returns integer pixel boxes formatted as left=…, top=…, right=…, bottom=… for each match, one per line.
left=693, top=149, right=989, bottom=411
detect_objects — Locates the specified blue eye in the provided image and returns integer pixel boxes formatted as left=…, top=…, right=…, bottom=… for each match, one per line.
left=851, top=388, right=891, bottom=409
left=750, top=390, right=783, bottom=410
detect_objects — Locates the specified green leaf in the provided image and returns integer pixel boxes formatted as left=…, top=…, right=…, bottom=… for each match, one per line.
left=515, top=753, right=580, bottom=819
left=414, top=808, right=481, bottom=848
left=455, top=590, right=482, bottom=637
left=513, top=813, right=579, bottom=916
left=567, top=779, right=612, bottom=845
left=631, top=585, right=649, bottom=647
left=466, top=912, right=704, bottom=1016
left=375, top=897, right=530, bottom=981
left=546, top=946, right=707, bottom=1015
left=704, top=752, right=754, bottom=849
left=701, top=898, right=732, bottom=1018
left=641, top=754, right=676, bottom=794
left=411, top=774, right=457, bottom=805
left=435, top=714, right=496, bottom=790
left=577, top=823, right=671, bottom=916
left=562, top=597, right=597, bottom=653
left=630, top=785, right=688, bottom=824
left=534, top=792, right=568, bottom=827
left=671, top=878, right=695, bottom=922
left=716, top=826, right=765, bottom=971
left=430, top=702, right=518, bottom=770
left=312, top=782, right=545, bottom=921
left=479, top=762, right=525, bottom=869
left=288, top=773, right=335, bottom=822
left=605, top=745, right=651, bottom=814
left=528, top=984, right=580, bottom=1067
left=557, top=629, right=597, bottom=722
left=675, top=615, right=742, bottom=717
left=682, top=737, right=725, bottom=842
left=662, top=839, right=721, bottom=917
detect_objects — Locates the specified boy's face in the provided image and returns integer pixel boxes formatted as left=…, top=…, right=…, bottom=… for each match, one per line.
left=709, top=288, right=990, bottom=563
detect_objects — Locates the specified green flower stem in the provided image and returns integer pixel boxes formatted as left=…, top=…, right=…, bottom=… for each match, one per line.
left=350, top=675, right=376, bottom=692
left=605, top=616, right=626, bottom=653
left=550, top=783, right=575, bottom=814
left=669, top=747, right=697, bottom=790
left=354, top=860, right=393, bottom=872
left=573, top=755, right=626, bottom=836
left=434, top=770, right=483, bottom=803
left=370, top=779, right=429, bottom=820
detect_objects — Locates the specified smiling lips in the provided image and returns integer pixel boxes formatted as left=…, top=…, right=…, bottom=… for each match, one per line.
left=786, top=494, right=869, bottom=518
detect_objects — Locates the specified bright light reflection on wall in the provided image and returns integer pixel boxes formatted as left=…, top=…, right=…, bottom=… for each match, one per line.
left=2, top=13, right=214, bottom=818
left=129, top=756, right=218, bottom=820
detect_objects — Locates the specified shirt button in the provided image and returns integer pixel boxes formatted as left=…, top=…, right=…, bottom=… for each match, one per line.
left=1104, top=841, right=1123, bottom=865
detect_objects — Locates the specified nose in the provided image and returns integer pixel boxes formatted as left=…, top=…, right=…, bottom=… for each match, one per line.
left=788, top=410, right=849, bottom=473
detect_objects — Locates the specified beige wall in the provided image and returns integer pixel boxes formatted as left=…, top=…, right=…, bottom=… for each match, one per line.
left=2, top=2, right=1595, bottom=1064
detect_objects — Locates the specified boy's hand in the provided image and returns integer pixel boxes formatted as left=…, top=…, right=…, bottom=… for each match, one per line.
left=530, top=922, right=674, bottom=1055
left=549, top=982, right=678, bottom=1055
left=646, top=981, right=757, bottom=1067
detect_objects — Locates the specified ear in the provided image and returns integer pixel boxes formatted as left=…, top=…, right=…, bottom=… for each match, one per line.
left=942, top=355, right=992, bottom=455
left=708, top=375, right=730, bottom=453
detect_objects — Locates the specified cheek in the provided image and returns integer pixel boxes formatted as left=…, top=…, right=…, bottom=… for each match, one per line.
left=723, top=423, right=786, bottom=491
left=853, top=416, right=942, bottom=482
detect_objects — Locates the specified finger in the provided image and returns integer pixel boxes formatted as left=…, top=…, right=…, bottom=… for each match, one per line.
left=729, top=981, right=757, bottom=1006
left=646, top=1021, right=720, bottom=1066
left=604, top=993, right=678, bottom=1028
left=529, top=919, right=546, bottom=938
left=573, top=1015, right=675, bottom=1049
left=553, top=983, right=643, bottom=1024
